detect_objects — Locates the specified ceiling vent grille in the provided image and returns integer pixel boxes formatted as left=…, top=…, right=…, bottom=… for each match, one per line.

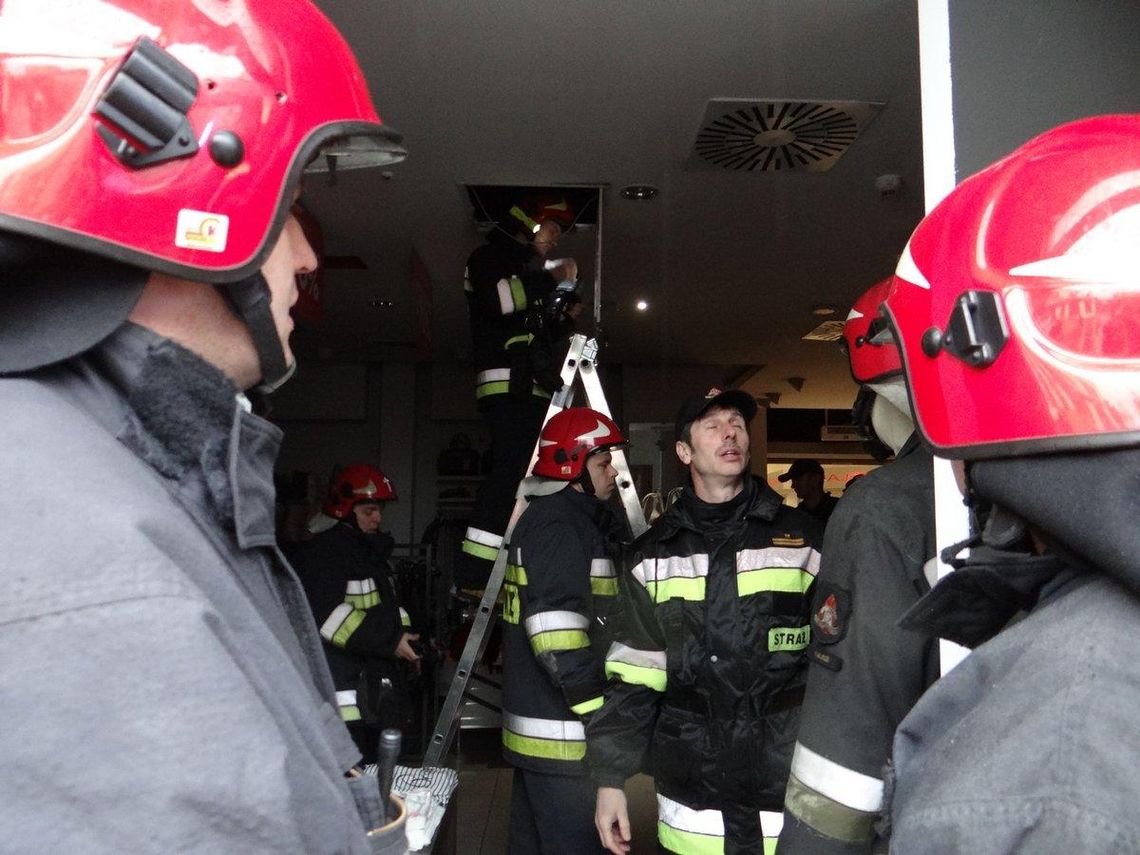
left=687, top=99, right=882, bottom=173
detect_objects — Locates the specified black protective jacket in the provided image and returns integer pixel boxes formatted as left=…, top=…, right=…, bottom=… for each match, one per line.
left=293, top=524, right=410, bottom=728
left=780, top=436, right=938, bottom=854
left=464, top=229, right=565, bottom=407
left=500, top=486, right=622, bottom=775
left=587, top=477, right=823, bottom=814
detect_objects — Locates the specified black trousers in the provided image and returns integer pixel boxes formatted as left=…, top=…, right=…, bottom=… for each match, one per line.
left=453, top=395, right=547, bottom=589
left=508, top=767, right=606, bottom=855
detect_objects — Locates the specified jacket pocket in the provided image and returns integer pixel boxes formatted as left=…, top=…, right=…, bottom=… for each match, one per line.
left=649, top=705, right=706, bottom=792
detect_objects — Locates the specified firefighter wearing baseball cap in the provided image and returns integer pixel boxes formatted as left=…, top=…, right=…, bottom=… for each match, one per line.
left=292, top=465, right=420, bottom=765
left=456, top=195, right=580, bottom=591
left=0, top=1, right=404, bottom=848
left=881, top=116, right=1140, bottom=852
left=589, top=388, right=823, bottom=854
left=778, top=278, right=938, bottom=853
left=500, top=407, right=627, bottom=854
left=777, top=459, right=841, bottom=526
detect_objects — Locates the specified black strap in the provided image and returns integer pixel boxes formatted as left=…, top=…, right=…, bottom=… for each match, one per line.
left=218, top=273, right=293, bottom=393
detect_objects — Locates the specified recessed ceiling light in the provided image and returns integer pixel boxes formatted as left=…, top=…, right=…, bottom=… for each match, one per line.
left=811, top=305, right=836, bottom=316
left=620, top=185, right=659, bottom=201
left=635, top=299, right=649, bottom=311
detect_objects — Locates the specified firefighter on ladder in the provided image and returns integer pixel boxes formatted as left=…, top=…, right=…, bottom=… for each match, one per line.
left=501, top=408, right=627, bottom=854
left=455, top=196, right=580, bottom=591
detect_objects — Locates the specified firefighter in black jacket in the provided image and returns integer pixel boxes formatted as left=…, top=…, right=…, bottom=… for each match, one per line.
left=501, top=407, right=627, bottom=855
left=455, top=196, right=579, bottom=590
left=588, top=388, right=823, bottom=855
left=293, top=464, right=420, bottom=764
left=779, top=279, right=938, bottom=853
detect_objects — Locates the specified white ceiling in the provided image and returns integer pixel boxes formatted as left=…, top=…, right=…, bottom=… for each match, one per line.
left=302, top=0, right=927, bottom=410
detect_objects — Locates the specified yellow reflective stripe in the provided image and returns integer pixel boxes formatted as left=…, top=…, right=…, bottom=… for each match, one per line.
left=571, top=696, right=604, bottom=715
left=505, top=564, right=528, bottom=585
left=399, top=607, right=412, bottom=628
left=645, top=576, right=706, bottom=602
left=737, top=567, right=815, bottom=597
left=509, top=276, right=527, bottom=311
left=591, top=577, right=619, bottom=596
left=461, top=539, right=499, bottom=561
left=474, top=380, right=551, bottom=400
left=769, top=625, right=811, bottom=652
left=605, top=660, right=666, bottom=692
left=530, top=629, right=589, bottom=654
left=502, top=729, right=586, bottom=761
left=657, top=823, right=722, bottom=855
left=340, top=705, right=362, bottom=722
left=504, top=333, right=534, bottom=349
left=330, top=608, right=366, bottom=647
left=345, top=591, right=380, bottom=608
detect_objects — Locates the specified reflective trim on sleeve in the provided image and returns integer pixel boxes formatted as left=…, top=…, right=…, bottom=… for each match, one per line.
left=505, top=563, right=528, bottom=585
left=590, top=559, right=618, bottom=595
left=591, top=577, right=619, bottom=596
left=525, top=610, right=590, bottom=654
left=399, top=607, right=412, bottom=628
left=570, top=696, right=604, bottom=715
left=335, top=689, right=361, bottom=722
left=496, top=278, right=517, bottom=314
left=783, top=770, right=878, bottom=844
left=501, top=711, right=586, bottom=761
left=345, top=577, right=380, bottom=608
left=789, top=741, right=884, bottom=812
left=605, top=642, right=667, bottom=691
left=461, top=539, right=499, bottom=561
left=320, top=603, right=366, bottom=647
left=465, top=526, right=504, bottom=548
left=508, top=276, right=527, bottom=312
left=474, top=369, right=511, bottom=389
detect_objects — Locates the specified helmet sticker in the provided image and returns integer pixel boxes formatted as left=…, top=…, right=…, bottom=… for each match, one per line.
left=175, top=209, right=229, bottom=253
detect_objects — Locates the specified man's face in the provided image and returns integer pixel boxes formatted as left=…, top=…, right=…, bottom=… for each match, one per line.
left=676, top=406, right=750, bottom=482
left=257, top=208, right=319, bottom=378
left=352, top=502, right=383, bottom=534
left=585, top=451, right=618, bottom=501
left=791, top=472, right=823, bottom=502
left=532, top=220, right=562, bottom=257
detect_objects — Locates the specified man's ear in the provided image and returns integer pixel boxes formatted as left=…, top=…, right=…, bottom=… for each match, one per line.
left=675, top=440, right=692, bottom=465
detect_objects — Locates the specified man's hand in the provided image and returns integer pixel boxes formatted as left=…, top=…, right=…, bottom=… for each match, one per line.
left=595, top=786, right=631, bottom=854
left=395, top=632, right=421, bottom=671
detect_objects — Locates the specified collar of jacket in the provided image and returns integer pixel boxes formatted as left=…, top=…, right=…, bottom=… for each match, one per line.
left=654, top=475, right=784, bottom=538
left=102, top=323, right=283, bottom=550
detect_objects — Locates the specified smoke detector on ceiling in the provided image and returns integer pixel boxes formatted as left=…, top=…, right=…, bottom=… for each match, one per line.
left=687, top=98, right=883, bottom=173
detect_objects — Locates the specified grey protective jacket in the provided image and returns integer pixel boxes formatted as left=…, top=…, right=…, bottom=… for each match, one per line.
left=885, top=449, right=1140, bottom=853
left=0, top=324, right=383, bottom=852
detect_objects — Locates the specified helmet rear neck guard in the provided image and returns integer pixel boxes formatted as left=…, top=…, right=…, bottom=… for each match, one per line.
left=884, top=115, right=1140, bottom=459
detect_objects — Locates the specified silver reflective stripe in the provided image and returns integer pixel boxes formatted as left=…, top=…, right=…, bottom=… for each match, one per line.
left=474, top=368, right=511, bottom=386
left=346, top=578, right=377, bottom=595
left=525, top=610, right=590, bottom=637
left=656, top=794, right=785, bottom=839
left=590, top=558, right=616, bottom=578
left=319, top=603, right=354, bottom=641
left=630, top=553, right=709, bottom=587
left=464, top=526, right=504, bottom=548
left=496, top=278, right=514, bottom=314
left=790, top=742, right=884, bottom=813
left=605, top=642, right=666, bottom=670
left=502, top=711, right=585, bottom=741
left=336, top=690, right=357, bottom=707
left=735, top=547, right=821, bottom=577
left=656, top=793, right=723, bottom=835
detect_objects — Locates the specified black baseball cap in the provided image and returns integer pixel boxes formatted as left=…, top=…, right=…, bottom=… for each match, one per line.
left=777, top=459, right=825, bottom=482
left=674, top=387, right=758, bottom=441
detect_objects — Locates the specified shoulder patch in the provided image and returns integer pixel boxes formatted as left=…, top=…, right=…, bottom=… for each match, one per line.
left=772, top=534, right=805, bottom=548
left=811, top=583, right=851, bottom=646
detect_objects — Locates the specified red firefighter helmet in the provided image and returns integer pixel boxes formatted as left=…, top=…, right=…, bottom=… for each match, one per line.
left=509, top=195, right=576, bottom=235
left=883, top=114, right=1140, bottom=459
left=533, top=408, right=626, bottom=481
left=0, top=0, right=404, bottom=282
left=843, top=277, right=902, bottom=385
left=323, top=464, right=397, bottom=519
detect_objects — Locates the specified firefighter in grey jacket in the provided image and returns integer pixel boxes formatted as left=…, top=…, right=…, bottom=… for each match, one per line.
left=501, top=407, right=627, bottom=854
left=0, top=2, right=406, bottom=850
left=589, top=388, right=823, bottom=855
left=880, top=116, right=1140, bottom=853
left=779, top=278, right=937, bottom=854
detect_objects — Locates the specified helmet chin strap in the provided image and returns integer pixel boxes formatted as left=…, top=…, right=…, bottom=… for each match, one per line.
left=218, top=272, right=295, bottom=395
